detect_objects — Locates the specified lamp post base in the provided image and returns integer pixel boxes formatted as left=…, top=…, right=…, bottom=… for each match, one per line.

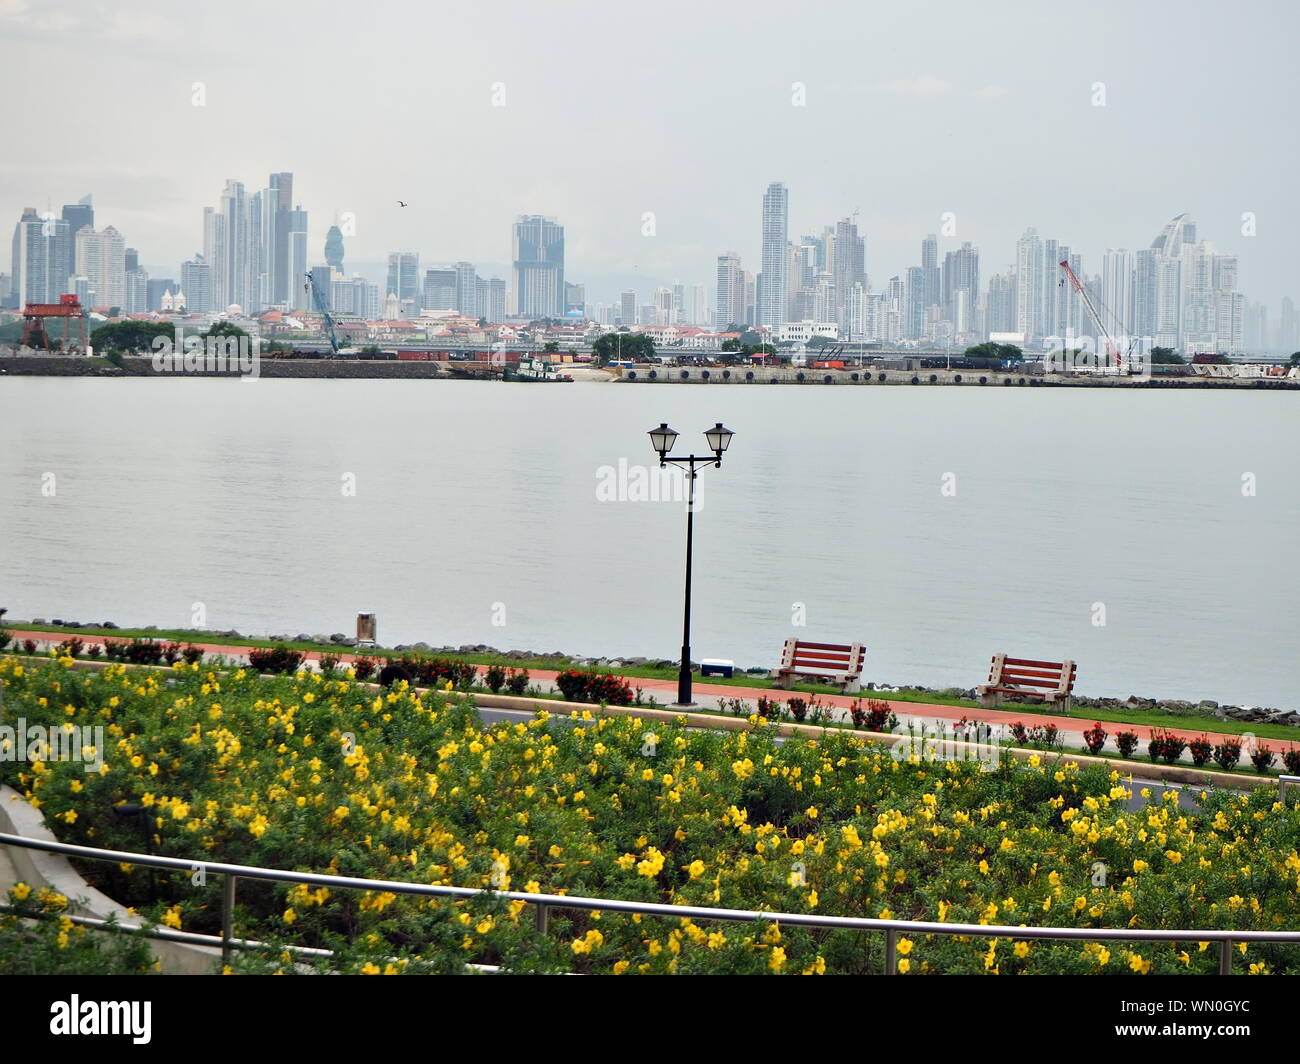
left=668, top=702, right=699, bottom=711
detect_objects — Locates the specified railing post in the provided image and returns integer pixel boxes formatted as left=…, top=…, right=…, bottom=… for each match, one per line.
left=1219, top=938, right=1233, bottom=975
left=1280, top=775, right=1299, bottom=806
left=534, top=903, right=548, bottom=935
left=221, top=874, right=238, bottom=969
left=883, top=927, right=897, bottom=975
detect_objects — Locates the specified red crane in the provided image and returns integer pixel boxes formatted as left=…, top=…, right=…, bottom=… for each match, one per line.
left=1058, top=260, right=1126, bottom=372
left=20, top=294, right=88, bottom=353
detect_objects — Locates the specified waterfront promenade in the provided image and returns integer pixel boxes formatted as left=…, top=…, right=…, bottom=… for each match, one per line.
left=7, top=627, right=1296, bottom=763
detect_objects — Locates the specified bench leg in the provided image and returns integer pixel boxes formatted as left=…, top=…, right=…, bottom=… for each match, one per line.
left=773, top=673, right=794, bottom=691
left=978, top=691, right=1000, bottom=710
left=843, top=678, right=861, bottom=694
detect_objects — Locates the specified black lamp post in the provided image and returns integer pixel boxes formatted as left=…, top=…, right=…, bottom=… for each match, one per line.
left=648, top=421, right=735, bottom=708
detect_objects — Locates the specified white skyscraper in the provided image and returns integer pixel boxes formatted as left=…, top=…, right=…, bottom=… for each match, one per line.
left=73, top=225, right=126, bottom=309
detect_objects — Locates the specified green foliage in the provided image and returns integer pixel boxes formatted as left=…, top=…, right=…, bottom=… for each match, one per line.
left=964, top=341, right=1023, bottom=362
left=592, top=331, right=655, bottom=364
left=0, top=885, right=156, bottom=975
left=5, top=658, right=1300, bottom=975
left=1150, top=346, right=1185, bottom=365
left=89, top=320, right=175, bottom=354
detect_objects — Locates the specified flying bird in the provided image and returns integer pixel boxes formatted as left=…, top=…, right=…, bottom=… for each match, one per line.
left=397, top=200, right=408, bottom=207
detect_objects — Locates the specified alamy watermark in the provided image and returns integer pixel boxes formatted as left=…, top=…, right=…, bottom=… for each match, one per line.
left=0, top=718, right=105, bottom=774
left=150, top=328, right=261, bottom=380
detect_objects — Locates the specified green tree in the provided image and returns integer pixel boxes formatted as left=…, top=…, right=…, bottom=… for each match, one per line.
left=1289, top=351, right=1300, bottom=367
left=89, top=320, right=176, bottom=354
left=543, top=341, right=559, bottom=353
left=1150, top=346, right=1185, bottom=365
left=592, top=332, right=655, bottom=364
left=807, top=334, right=836, bottom=349
left=963, top=341, right=1022, bottom=363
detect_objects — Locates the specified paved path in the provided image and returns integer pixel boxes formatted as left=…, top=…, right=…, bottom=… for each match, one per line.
left=8, top=629, right=1297, bottom=763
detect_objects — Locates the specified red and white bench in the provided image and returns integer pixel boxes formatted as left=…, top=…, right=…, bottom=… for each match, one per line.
left=772, top=639, right=865, bottom=693
left=977, top=654, right=1076, bottom=714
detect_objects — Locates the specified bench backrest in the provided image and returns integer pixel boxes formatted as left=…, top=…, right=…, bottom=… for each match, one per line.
left=986, top=653, right=1076, bottom=693
left=781, top=638, right=865, bottom=678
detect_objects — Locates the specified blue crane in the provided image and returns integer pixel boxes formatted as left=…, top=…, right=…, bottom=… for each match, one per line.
left=305, top=272, right=341, bottom=355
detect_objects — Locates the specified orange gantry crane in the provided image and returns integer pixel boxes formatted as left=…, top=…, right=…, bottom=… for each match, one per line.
left=20, top=294, right=88, bottom=353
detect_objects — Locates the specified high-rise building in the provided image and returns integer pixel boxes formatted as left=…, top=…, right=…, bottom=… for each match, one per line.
left=11, top=208, right=72, bottom=306
left=454, top=261, right=477, bottom=317
left=619, top=290, right=636, bottom=326
left=942, top=242, right=979, bottom=337
left=831, top=218, right=865, bottom=330
left=61, top=197, right=94, bottom=239
left=686, top=284, right=708, bottom=327
left=74, top=225, right=126, bottom=309
left=757, top=182, right=789, bottom=327
left=422, top=268, right=457, bottom=313
left=1100, top=249, right=1133, bottom=339
left=124, top=267, right=149, bottom=314
left=565, top=282, right=586, bottom=317
left=287, top=207, right=309, bottom=311
left=181, top=258, right=213, bottom=314
left=986, top=271, right=1017, bottom=335
left=386, top=251, right=420, bottom=309
left=269, top=173, right=294, bottom=304
left=325, top=225, right=344, bottom=273
left=1014, top=227, right=1042, bottom=340
left=511, top=215, right=564, bottom=318
left=309, top=265, right=333, bottom=313
left=715, top=252, right=745, bottom=328
left=487, top=278, right=507, bottom=324
left=905, top=266, right=925, bottom=340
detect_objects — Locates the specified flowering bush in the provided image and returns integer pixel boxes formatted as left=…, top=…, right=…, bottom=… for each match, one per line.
left=1214, top=739, right=1242, bottom=772
left=1115, top=731, right=1139, bottom=759
left=1250, top=744, right=1276, bottom=774
left=352, top=656, right=376, bottom=681
left=1284, top=748, right=1300, bottom=776
left=1147, top=730, right=1187, bottom=765
left=504, top=668, right=530, bottom=696
left=554, top=668, right=633, bottom=706
left=3, top=656, right=1300, bottom=976
left=484, top=665, right=507, bottom=693
left=246, top=645, right=305, bottom=674
left=1083, top=723, right=1108, bottom=756
left=848, top=699, right=896, bottom=733
left=1188, top=735, right=1214, bottom=767
left=0, top=884, right=154, bottom=975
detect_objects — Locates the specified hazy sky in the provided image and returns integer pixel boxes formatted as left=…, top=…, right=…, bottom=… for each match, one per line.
left=3, top=0, right=1298, bottom=306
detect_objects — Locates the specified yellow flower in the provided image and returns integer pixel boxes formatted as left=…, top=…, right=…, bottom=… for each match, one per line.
left=768, top=946, right=787, bottom=972
left=11, top=883, right=31, bottom=901
left=283, top=908, right=297, bottom=924
left=1013, top=941, right=1030, bottom=958
left=162, top=906, right=182, bottom=929
left=612, top=960, right=630, bottom=974
left=687, top=860, right=705, bottom=879
left=805, top=807, right=818, bottom=818
left=361, top=962, right=381, bottom=975
left=1132, top=859, right=1148, bottom=874
left=898, top=958, right=911, bottom=974
left=896, top=938, right=913, bottom=955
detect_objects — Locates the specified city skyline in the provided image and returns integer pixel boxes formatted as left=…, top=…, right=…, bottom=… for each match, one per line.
left=6, top=174, right=1294, bottom=353
left=0, top=0, right=1296, bottom=308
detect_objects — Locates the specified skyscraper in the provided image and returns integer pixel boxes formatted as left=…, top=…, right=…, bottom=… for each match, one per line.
left=1014, top=227, right=1042, bottom=340
left=619, top=290, right=636, bottom=326
left=287, top=207, right=309, bottom=311
left=269, top=173, right=293, bottom=305
left=11, top=208, right=72, bottom=306
left=61, top=197, right=94, bottom=238
left=831, top=218, right=865, bottom=330
left=511, top=215, right=564, bottom=318
left=181, top=257, right=213, bottom=314
left=454, top=261, right=477, bottom=317
left=422, top=268, right=457, bottom=313
left=757, top=182, right=788, bottom=327
left=942, top=242, right=980, bottom=337
left=386, top=251, right=420, bottom=315
left=715, top=253, right=744, bottom=329
left=325, top=225, right=344, bottom=273
left=74, top=225, right=126, bottom=309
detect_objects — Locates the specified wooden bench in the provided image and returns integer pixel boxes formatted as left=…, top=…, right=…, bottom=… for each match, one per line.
left=772, top=639, right=865, bottom=693
left=977, top=654, right=1076, bottom=714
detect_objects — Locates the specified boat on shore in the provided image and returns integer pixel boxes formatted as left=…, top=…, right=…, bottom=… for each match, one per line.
left=505, top=356, right=572, bottom=382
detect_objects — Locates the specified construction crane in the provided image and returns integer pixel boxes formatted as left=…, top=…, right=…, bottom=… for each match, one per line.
left=305, top=272, right=341, bottom=355
left=1058, top=260, right=1132, bottom=373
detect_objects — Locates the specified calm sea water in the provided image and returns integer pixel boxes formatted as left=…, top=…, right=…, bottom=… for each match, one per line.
left=1, top=378, right=1296, bottom=708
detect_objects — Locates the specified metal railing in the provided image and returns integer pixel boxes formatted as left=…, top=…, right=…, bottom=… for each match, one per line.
left=5, top=832, right=1300, bottom=975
